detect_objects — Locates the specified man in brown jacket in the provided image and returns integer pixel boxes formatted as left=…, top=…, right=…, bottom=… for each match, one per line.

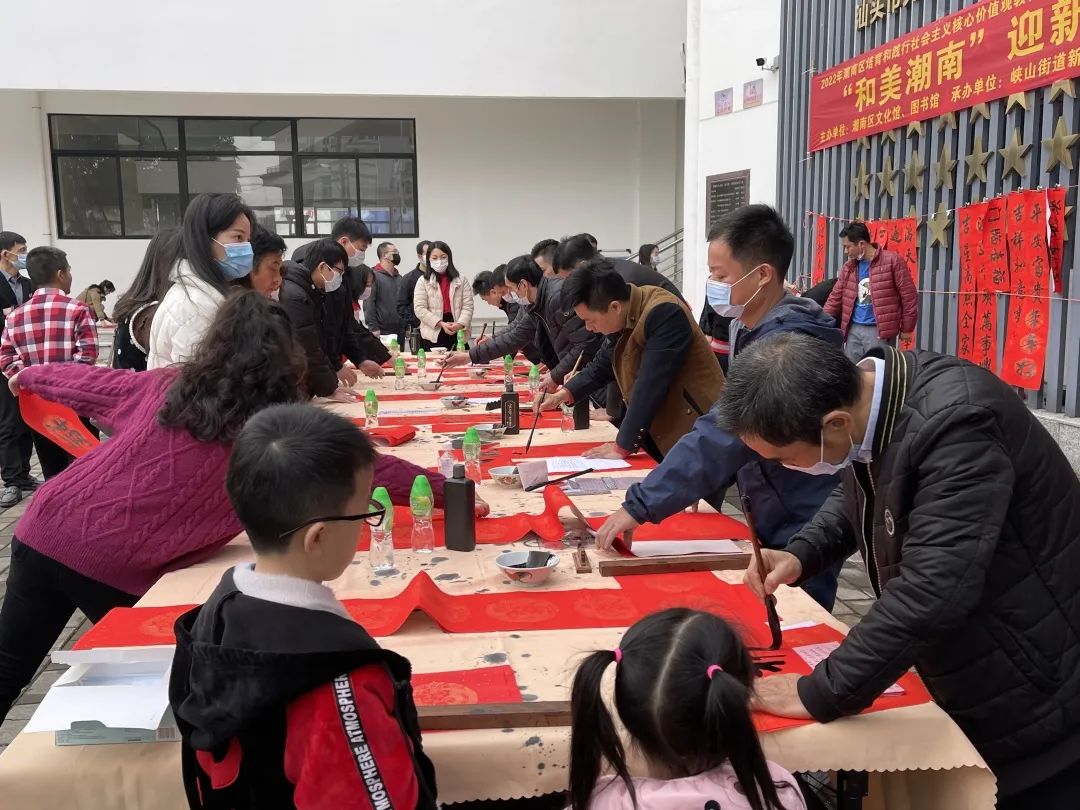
left=541, top=258, right=724, bottom=461
left=824, top=221, right=918, bottom=361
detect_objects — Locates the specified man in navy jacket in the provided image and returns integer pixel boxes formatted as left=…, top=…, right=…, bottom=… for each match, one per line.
left=595, top=205, right=845, bottom=609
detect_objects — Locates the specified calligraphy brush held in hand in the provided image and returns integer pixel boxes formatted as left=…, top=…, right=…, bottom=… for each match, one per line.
left=433, top=358, right=448, bottom=390
left=522, top=391, right=545, bottom=455
left=742, top=494, right=783, bottom=651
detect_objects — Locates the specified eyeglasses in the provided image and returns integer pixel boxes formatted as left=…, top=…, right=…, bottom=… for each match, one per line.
left=277, top=502, right=386, bottom=539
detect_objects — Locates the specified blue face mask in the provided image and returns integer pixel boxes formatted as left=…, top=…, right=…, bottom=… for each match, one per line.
left=783, top=431, right=858, bottom=476
left=14, top=254, right=26, bottom=271
left=214, top=239, right=254, bottom=280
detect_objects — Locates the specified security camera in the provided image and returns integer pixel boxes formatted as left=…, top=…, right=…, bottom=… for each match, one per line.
left=755, top=57, right=767, bottom=67
left=758, top=56, right=781, bottom=72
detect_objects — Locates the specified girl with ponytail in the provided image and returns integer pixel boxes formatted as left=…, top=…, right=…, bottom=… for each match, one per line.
left=568, top=608, right=806, bottom=810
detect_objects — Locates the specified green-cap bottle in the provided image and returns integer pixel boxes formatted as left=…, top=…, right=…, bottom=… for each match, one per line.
left=364, top=389, right=378, bottom=417
left=394, top=356, right=406, bottom=374
left=462, top=426, right=481, bottom=464
left=371, top=486, right=394, bottom=532
left=456, top=329, right=466, bottom=351
left=409, top=475, right=434, bottom=517
left=389, top=337, right=399, bottom=352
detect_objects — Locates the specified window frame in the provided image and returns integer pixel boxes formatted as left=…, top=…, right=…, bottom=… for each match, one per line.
left=48, top=114, right=420, bottom=240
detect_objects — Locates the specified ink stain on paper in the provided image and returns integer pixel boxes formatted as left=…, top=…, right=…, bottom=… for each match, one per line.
left=525, top=736, right=542, bottom=747
left=435, top=573, right=460, bottom=582
left=483, top=652, right=508, bottom=664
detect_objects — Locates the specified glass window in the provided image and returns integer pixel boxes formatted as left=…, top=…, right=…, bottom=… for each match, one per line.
left=51, top=115, right=179, bottom=152
left=188, top=155, right=296, bottom=235
left=301, top=158, right=357, bottom=235
left=120, top=158, right=182, bottom=236
left=184, top=119, right=292, bottom=153
left=358, top=158, right=416, bottom=235
left=57, top=156, right=122, bottom=237
left=297, top=119, right=415, bottom=154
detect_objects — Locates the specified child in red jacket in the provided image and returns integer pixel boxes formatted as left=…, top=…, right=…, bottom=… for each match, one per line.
left=169, top=403, right=437, bottom=809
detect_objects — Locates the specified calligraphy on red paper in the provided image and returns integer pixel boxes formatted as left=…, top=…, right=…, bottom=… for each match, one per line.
left=812, top=215, right=828, bottom=287
left=999, top=190, right=1051, bottom=390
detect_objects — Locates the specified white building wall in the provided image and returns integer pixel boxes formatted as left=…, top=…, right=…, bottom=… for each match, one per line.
left=682, top=0, right=781, bottom=319
left=5, top=0, right=686, bottom=100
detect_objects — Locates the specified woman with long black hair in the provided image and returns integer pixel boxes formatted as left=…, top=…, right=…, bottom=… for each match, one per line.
left=148, top=193, right=255, bottom=368
left=412, top=240, right=473, bottom=350
left=111, top=227, right=181, bottom=371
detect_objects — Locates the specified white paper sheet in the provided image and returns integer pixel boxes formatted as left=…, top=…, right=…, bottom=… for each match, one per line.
left=516, top=460, right=549, bottom=490
left=467, top=398, right=499, bottom=407
left=794, top=641, right=904, bottom=695
left=539, top=456, right=631, bottom=473
left=630, top=539, right=744, bottom=558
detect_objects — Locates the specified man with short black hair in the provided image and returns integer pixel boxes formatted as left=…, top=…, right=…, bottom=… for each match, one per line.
left=0, top=246, right=98, bottom=481
left=365, top=241, right=405, bottom=346
left=472, top=267, right=543, bottom=363
left=398, top=240, right=431, bottom=346
left=542, top=259, right=722, bottom=462
left=442, top=256, right=600, bottom=389
left=593, top=205, right=844, bottom=609
left=552, top=233, right=683, bottom=299
left=723, top=333, right=1080, bottom=809
left=826, top=221, right=918, bottom=361
left=530, top=238, right=559, bottom=276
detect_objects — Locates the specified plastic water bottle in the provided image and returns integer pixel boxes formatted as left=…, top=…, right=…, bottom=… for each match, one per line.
left=369, top=486, right=395, bottom=572
left=409, top=475, right=435, bottom=554
left=528, top=364, right=540, bottom=394
left=394, top=356, right=406, bottom=390
left=456, top=329, right=466, bottom=351
left=364, top=389, right=379, bottom=428
left=462, top=426, right=482, bottom=483
left=389, top=337, right=399, bottom=356
left=417, top=348, right=427, bottom=380
left=439, top=440, right=455, bottom=479
left=503, top=354, right=514, bottom=386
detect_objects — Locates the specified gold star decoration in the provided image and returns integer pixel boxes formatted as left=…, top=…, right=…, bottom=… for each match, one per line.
left=1043, top=116, right=1080, bottom=172
left=853, top=159, right=872, bottom=202
left=1050, top=78, right=1076, bottom=102
left=928, top=201, right=952, bottom=248
left=970, top=102, right=991, bottom=124
left=965, top=133, right=992, bottom=185
left=1006, top=92, right=1031, bottom=114
left=937, top=111, right=958, bottom=131
left=907, top=204, right=925, bottom=232
left=999, top=128, right=1032, bottom=180
left=877, top=154, right=899, bottom=198
left=904, top=149, right=926, bottom=193
left=857, top=136, right=871, bottom=150
left=907, top=120, right=925, bottom=138
left=882, top=128, right=899, bottom=143
left=935, top=142, right=957, bottom=190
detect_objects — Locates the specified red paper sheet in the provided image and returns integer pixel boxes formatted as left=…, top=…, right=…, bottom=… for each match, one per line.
left=412, top=665, right=522, bottom=706
left=888, top=219, right=919, bottom=351
left=77, top=570, right=772, bottom=648
left=752, top=624, right=933, bottom=734
left=1047, top=187, right=1066, bottom=294
left=811, top=215, right=827, bottom=287
left=18, top=391, right=100, bottom=457
left=956, top=205, right=982, bottom=365
left=365, top=426, right=417, bottom=446
left=376, top=390, right=535, bottom=403
left=359, top=484, right=750, bottom=549
left=1000, top=190, right=1051, bottom=390
left=975, top=198, right=1008, bottom=373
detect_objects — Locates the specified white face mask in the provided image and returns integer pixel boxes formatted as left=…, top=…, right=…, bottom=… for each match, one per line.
left=323, top=266, right=343, bottom=293
left=783, top=431, right=857, bottom=476
left=359, top=286, right=373, bottom=301
left=269, top=288, right=280, bottom=302
left=430, top=259, right=449, bottom=274
left=706, top=267, right=764, bottom=319
left=502, top=293, right=515, bottom=303
left=348, top=245, right=366, bottom=267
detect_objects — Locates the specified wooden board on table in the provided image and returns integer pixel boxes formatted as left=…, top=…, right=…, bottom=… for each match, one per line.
left=418, top=701, right=572, bottom=730
left=598, top=552, right=751, bottom=577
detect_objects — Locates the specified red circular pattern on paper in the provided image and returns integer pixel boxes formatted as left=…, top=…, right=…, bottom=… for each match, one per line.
left=139, top=613, right=180, bottom=640
left=635, top=576, right=699, bottom=594
left=412, top=681, right=479, bottom=706
left=484, top=598, right=560, bottom=624
left=571, top=592, right=637, bottom=621
left=438, top=602, right=473, bottom=624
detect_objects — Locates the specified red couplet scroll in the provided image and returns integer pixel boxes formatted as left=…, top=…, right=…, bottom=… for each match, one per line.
left=18, top=391, right=100, bottom=457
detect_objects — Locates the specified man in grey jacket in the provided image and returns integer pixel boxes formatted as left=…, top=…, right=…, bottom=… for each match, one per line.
left=441, top=255, right=601, bottom=390
left=364, top=242, right=405, bottom=346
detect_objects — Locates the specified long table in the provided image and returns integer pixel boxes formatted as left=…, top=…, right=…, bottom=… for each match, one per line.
left=0, top=366, right=997, bottom=808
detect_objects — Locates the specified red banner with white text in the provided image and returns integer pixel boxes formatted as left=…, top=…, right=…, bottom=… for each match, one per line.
left=810, top=0, right=1080, bottom=151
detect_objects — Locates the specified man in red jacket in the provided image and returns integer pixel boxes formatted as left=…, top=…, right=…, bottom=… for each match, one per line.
left=824, top=222, right=918, bottom=361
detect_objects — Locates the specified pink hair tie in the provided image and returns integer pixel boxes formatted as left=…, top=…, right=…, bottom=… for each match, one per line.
left=613, top=647, right=623, bottom=664
left=706, top=664, right=724, bottom=680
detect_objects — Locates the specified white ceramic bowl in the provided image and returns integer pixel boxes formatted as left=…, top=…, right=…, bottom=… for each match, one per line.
left=489, top=466, right=521, bottom=487
left=467, top=367, right=489, bottom=378
left=420, top=381, right=440, bottom=391
left=474, top=423, right=507, bottom=440
left=440, top=395, right=468, bottom=409
left=496, top=551, right=560, bottom=585
left=431, top=347, right=448, bottom=354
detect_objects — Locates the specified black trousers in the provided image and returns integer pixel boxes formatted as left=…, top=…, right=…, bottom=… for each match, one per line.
left=0, top=538, right=138, bottom=724
left=0, top=382, right=33, bottom=488
left=999, top=759, right=1080, bottom=809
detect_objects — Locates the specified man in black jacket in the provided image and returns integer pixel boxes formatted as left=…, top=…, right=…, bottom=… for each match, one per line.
left=279, top=241, right=385, bottom=399
left=721, top=333, right=1080, bottom=807
left=441, top=255, right=601, bottom=389
left=471, top=266, right=542, bottom=364
left=0, top=231, right=38, bottom=509
left=397, top=239, right=431, bottom=348
left=552, top=233, right=684, bottom=300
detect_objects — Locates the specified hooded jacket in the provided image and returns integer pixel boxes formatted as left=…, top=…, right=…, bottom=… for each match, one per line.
left=147, top=260, right=225, bottom=370
left=170, top=568, right=438, bottom=810
left=468, top=275, right=601, bottom=384
left=790, top=347, right=1080, bottom=797
left=621, top=294, right=844, bottom=608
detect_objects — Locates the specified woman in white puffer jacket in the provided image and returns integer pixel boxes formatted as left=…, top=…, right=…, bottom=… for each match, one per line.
left=148, top=193, right=255, bottom=369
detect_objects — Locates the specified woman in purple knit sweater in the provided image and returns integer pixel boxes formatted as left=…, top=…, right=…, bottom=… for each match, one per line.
left=0, top=291, right=448, bottom=724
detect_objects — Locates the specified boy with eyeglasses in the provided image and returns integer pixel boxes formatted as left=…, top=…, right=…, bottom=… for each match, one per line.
left=169, top=403, right=438, bottom=810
